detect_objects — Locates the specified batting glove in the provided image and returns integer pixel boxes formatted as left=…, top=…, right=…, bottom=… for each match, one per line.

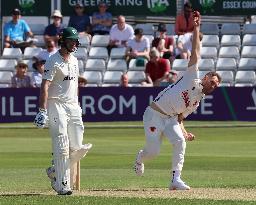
left=34, top=108, right=48, bottom=129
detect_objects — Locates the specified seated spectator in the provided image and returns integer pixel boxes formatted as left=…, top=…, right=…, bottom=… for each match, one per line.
left=175, top=32, right=203, bottom=59
left=141, top=48, right=170, bottom=87
left=120, top=73, right=130, bottom=87
left=92, top=1, right=112, bottom=35
left=11, top=60, right=32, bottom=88
left=159, top=70, right=178, bottom=86
left=33, top=39, right=58, bottom=62
left=31, top=40, right=57, bottom=87
left=78, top=76, right=88, bottom=87
left=4, top=8, right=34, bottom=52
left=31, top=56, right=44, bottom=88
left=152, top=23, right=175, bottom=62
left=108, top=15, right=134, bottom=53
left=68, top=3, right=91, bottom=37
left=44, top=10, right=64, bottom=44
left=126, top=28, right=150, bottom=63
left=175, top=2, right=194, bottom=35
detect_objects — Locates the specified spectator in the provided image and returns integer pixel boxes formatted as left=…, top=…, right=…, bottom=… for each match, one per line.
left=44, top=10, right=64, bottom=44
left=120, top=73, right=129, bottom=87
left=175, top=32, right=203, bottom=59
left=31, top=40, right=57, bottom=87
left=152, top=23, right=175, bottom=62
left=175, top=2, right=194, bottom=35
left=68, top=3, right=91, bottom=37
left=141, top=48, right=170, bottom=87
left=4, top=8, right=34, bottom=52
left=34, top=39, right=58, bottom=62
left=108, top=15, right=134, bottom=51
left=31, top=56, right=45, bottom=88
left=126, top=28, right=150, bottom=63
left=11, top=60, right=32, bottom=88
left=92, top=1, right=112, bottom=35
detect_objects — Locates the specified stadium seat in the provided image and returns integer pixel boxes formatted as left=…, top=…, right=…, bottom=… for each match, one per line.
left=110, top=47, right=126, bottom=59
left=216, top=58, right=237, bottom=71
left=219, top=46, right=240, bottom=59
left=85, top=59, right=106, bottom=72
left=218, top=83, right=232, bottom=87
left=73, top=48, right=88, bottom=60
left=79, top=34, right=90, bottom=48
left=0, top=83, right=11, bottom=88
left=23, top=47, right=42, bottom=59
left=216, top=71, right=234, bottom=85
left=242, top=34, right=256, bottom=46
left=78, top=60, right=85, bottom=73
left=235, top=71, right=256, bottom=84
left=0, top=71, right=13, bottom=84
left=85, top=84, right=99, bottom=87
left=201, top=23, right=219, bottom=35
left=2, top=48, right=22, bottom=59
left=166, top=24, right=175, bottom=35
left=198, top=59, right=215, bottom=71
left=89, top=47, right=108, bottom=60
left=144, top=35, right=154, bottom=45
left=0, top=59, right=17, bottom=71
left=128, top=58, right=147, bottom=71
left=241, top=46, right=256, bottom=58
left=91, top=35, right=110, bottom=47
left=242, top=24, right=256, bottom=35
left=221, top=35, right=241, bottom=47
left=103, top=71, right=123, bottom=84
left=134, top=23, right=154, bottom=35
left=127, top=71, right=146, bottom=83
left=62, top=16, right=70, bottom=27
left=202, top=35, right=219, bottom=48
left=199, top=71, right=209, bottom=79
left=101, top=83, right=120, bottom=87
left=81, top=71, right=102, bottom=85
left=234, top=83, right=254, bottom=87
left=200, top=47, right=218, bottom=59
left=238, top=58, right=256, bottom=71
left=33, top=35, right=45, bottom=47
left=107, top=59, right=127, bottom=72
left=220, top=23, right=241, bottom=35
left=172, top=59, right=188, bottom=71
left=29, top=24, right=47, bottom=35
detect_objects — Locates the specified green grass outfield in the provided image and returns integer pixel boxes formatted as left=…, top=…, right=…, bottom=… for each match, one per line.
left=0, top=121, right=256, bottom=205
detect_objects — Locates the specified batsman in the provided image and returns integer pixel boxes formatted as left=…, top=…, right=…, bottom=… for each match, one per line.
left=34, top=27, right=92, bottom=195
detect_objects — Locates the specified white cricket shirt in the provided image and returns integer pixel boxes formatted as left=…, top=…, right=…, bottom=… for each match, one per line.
left=110, top=24, right=134, bottom=47
left=43, top=51, right=79, bottom=103
left=154, top=64, right=205, bottom=118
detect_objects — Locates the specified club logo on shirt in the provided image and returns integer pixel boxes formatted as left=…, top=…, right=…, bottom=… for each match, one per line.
left=181, top=90, right=190, bottom=108
left=63, top=76, right=76, bottom=81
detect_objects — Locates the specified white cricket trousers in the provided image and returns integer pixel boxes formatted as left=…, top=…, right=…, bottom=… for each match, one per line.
left=141, top=106, right=186, bottom=172
left=47, top=99, right=84, bottom=192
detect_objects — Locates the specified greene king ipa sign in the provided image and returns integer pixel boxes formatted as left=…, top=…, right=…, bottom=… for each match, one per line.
left=192, top=0, right=256, bottom=15
left=61, top=0, right=177, bottom=16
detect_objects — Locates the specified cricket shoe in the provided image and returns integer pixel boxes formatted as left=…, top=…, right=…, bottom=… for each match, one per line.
left=58, top=189, right=73, bottom=195
left=46, top=166, right=58, bottom=192
left=169, top=179, right=190, bottom=191
left=134, top=150, right=144, bottom=176
left=70, top=143, right=92, bottom=165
